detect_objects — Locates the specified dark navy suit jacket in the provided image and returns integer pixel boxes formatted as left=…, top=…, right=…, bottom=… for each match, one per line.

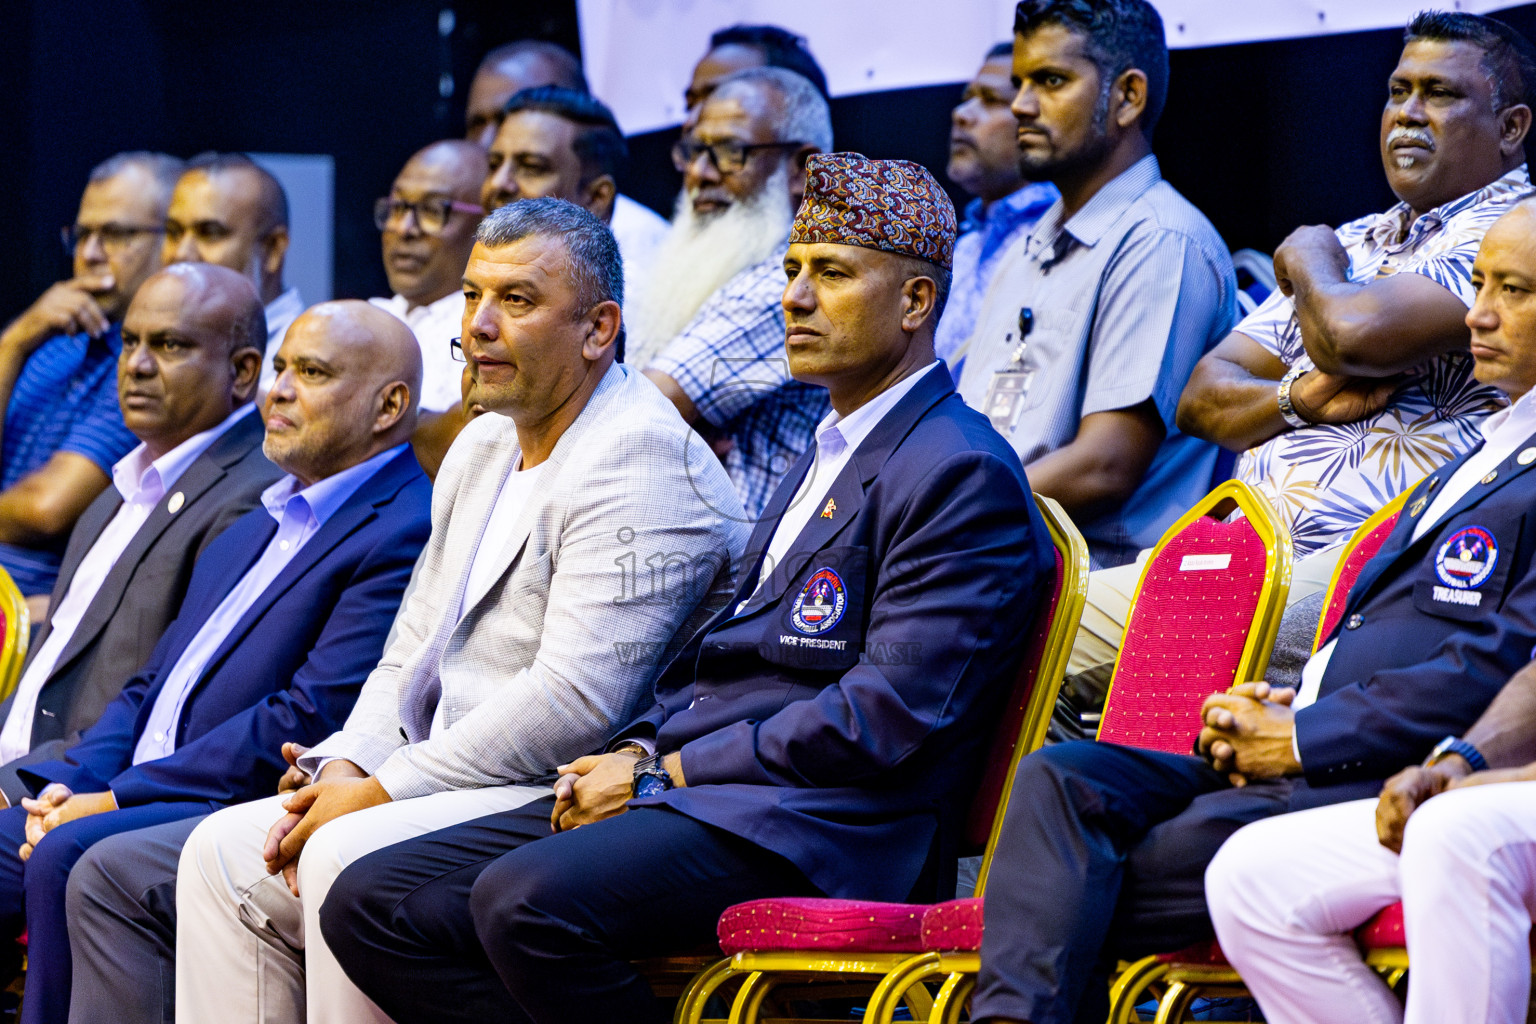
left=18, top=446, right=431, bottom=809
left=615, top=366, right=1053, bottom=902
left=1293, top=429, right=1536, bottom=809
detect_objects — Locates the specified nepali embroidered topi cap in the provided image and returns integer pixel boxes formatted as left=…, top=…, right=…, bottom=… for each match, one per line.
left=789, top=152, right=957, bottom=268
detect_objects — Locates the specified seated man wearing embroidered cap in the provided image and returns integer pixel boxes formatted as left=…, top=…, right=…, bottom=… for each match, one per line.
left=0, top=300, right=432, bottom=1024
left=318, top=153, right=1053, bottom=1024
left=370, top=139, right=486, bottom=477
left=626, top=67, right=834, bottom=517
left=0, top=263, right=280, bottom=801
left=972, top=197, right=1536, bottom=1024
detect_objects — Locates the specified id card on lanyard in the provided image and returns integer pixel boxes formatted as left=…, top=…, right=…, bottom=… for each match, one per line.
left=984, top=307, right=1035, bottom=434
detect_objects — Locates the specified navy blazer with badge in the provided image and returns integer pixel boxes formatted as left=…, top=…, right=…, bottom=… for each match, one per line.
left=18, top=445, right=432, bottom=807
left=0, top=408, right=282, bottom=800
left=614, top=365, right=1053, bottom=903
left=1292, top=432, right=1536, bottom=809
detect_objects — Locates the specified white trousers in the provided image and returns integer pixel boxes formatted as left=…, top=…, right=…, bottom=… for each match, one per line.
left=1206, top=785, right=1536, bottom=1024
left=175, top=784, right=547, bottom=1024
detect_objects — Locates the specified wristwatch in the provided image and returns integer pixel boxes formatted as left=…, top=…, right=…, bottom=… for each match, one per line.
left=631, top=753, right=675, bottom=799
left=1276, top=364, right=1310, bottom=429
left=1423, top=735, right=1488, bottom=773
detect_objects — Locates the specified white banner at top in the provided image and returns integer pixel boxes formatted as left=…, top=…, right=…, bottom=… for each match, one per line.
left=578, top=0, right=1518, bottom=135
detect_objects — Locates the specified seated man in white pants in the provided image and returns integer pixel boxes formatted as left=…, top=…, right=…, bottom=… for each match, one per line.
left=1207, top=190, right=1536, bottom=1024
left=61, top=200, right=749, bottom=1024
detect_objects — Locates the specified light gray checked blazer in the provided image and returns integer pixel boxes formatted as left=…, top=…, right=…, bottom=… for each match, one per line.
left=299, top=363, right=750, bottom=799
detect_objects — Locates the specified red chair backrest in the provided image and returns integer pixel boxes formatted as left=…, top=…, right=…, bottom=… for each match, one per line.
left=1315, top=510, right=1400, bottom=648
left=962, top=546, right=1064, bottom=853
left=1097, top=515, right=1270, bottom=754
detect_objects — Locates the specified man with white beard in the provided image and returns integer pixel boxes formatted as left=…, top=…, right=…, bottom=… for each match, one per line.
left=626, top=67, right=832, bottom=517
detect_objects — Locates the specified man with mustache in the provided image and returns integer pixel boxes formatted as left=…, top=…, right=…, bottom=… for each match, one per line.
left=370, top=140, right=486, bottom=476
left=0, top=263, right=280, bottom=800
left=1163, top=10, right=1531, bottom=691
left=936, top=42, right=1058, bottom=371
left=462, top=42, right=670, bottom=284
left=626, top=66, right=833, bottom=517
left=952, top=0, right=1234, bottom=574
left=0, top=152, right=183, bottom=606
left=481, top=87, right=663, bottom=311
left=162, top=154, right=304, bottom=393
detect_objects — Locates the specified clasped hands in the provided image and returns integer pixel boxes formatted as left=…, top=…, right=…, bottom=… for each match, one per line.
left=550, top=748, right=686, bottom=834
left=1196, top=682, right=1302, bottom=787
left=261, top=741, right=391, bottom=896
left=16, top=787, right=117, bottom=861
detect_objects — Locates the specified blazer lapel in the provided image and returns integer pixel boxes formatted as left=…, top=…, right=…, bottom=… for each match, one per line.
left=191, top=449, right=416, bottom=684
left=1347, top=432, right=1536, bottom=614
left=53, top=413, right=267, bottom=673
left=733, top=367, right=955, bottom=619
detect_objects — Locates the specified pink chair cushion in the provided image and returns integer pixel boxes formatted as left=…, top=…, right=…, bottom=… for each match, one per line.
left=921, top=897, right=984, bottom=952
left=965, top=548, right=1064, bottom=852
left=1316, top=512, right=1399, bottom=645
left=1156, top=939, right=1229, bottom=966
left=716, top=898, right=928, bottom=955
left=1356, top=902, right=1405, bottom=948
left=1097, top=516, right=1269, bottom=754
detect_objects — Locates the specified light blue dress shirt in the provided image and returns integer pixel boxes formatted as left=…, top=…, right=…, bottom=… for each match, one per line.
left=130, top=444, right=408, bottom=764
left=935, top=182, right=1058, bottom=371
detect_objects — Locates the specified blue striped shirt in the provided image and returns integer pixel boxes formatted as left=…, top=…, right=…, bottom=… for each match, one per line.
left=648, top=246, right=830, bottom=518
left=955, top=155, right=1237, bottom=567
left=0, top=324, right=136, bottom=593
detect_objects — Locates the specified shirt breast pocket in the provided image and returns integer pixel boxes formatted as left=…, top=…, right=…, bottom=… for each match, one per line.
left=1412, top=515, right=1523, bottom=622
left=761, top=545, right=869, bottom=673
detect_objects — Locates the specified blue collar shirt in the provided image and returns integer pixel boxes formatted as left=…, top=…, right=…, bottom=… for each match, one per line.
left=130, top=443, right=407, bottom=765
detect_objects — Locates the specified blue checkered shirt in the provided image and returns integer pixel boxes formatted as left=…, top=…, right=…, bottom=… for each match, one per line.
left=0, top=324, right=136, bottom=593
left=648, top=246, right=830, bottom=517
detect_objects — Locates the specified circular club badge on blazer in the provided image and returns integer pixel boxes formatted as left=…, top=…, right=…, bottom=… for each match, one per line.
left=1435, top=525, right=1498, bottom=590
left=791, top=567, right=847, bottom=635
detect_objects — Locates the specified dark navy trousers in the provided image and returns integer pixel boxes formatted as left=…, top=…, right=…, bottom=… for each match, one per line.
left=973, top=742, right=1293, bottom=1024
left=321, top=796, right=819, bottom=1024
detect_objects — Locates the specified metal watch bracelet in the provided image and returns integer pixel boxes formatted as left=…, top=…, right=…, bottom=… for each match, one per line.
left=1276, top=364, right=1309, bottom=429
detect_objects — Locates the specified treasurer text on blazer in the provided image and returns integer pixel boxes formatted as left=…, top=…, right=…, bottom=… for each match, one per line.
left=1293, top=428, right=1536, bottom=809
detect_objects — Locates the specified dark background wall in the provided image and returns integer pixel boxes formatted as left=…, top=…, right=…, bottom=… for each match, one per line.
left=5, top=2, right=1536, bottom=322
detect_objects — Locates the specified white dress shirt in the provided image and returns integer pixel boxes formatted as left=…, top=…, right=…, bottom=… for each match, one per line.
left=1293, top=386, right=1536, bottom=752
left=0, top=404, right=258, bottom=764
left=609, top=194, right=669, bottom=311
left=369, top=291, right=467, bottom=413
left=130, top=443, right=406, bottom=765
left=258, top=286, right=306, bottom=392
left=423, top=459, right=546, bottom=740
left=742, top=362, right=941, bottom=607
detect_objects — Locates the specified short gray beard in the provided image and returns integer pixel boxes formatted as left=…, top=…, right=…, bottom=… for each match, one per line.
left=625, top=165, right=795, bottom=369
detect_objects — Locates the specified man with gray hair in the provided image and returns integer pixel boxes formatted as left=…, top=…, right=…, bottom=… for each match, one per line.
left=627, top=66, right=833, bottom=517
left=64, top=198, right=750, bottom=1024
left=0, top=151, right=183, bottom=604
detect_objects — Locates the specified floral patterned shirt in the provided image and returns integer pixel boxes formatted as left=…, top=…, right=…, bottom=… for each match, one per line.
left=1236, top=165, right=1530, bottom=558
